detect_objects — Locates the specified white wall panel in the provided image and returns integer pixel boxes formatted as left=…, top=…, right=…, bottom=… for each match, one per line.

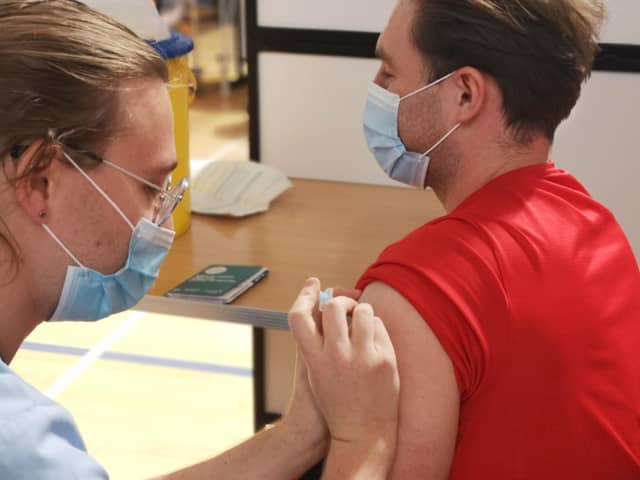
left=601, top=0, right=640, bottom=44
left=257, top=0, right=395, bottom=32
left=258, top=0, right=639, bottom=44
left=553, top=72, right=639, bottom=260
left=259, top=52, right=403, bottom=186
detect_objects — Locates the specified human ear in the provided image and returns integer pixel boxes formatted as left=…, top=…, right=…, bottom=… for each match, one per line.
left=451, top=67, right=486, bottom=124
left=13, top=140, right=60, bottom=224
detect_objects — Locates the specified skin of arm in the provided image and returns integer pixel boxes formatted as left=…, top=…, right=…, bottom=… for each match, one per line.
left=152, top=419, right=325, bottom=480
left=323, top=437, right=397, bottom=479
left=360, top=281, right=460, bottom=480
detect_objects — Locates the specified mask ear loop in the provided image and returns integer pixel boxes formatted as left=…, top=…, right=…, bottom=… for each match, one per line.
left=422, top=123, right=462, bottom=158
left=396, top=71, right=461, bottom=158
left=37, top=131, right=90, bottom=269
left=400, top=71, right=456, bottom=101
left=42, top=224, right=87, bottom=269
left=61, top=151, right=134, bottom=231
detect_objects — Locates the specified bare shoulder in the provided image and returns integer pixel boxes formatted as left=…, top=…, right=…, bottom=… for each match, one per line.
left=359, top=281, right=416, bottom=317
left=360, top=281, right=460, bottom=480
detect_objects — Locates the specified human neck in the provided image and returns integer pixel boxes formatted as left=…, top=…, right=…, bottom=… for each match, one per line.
left=436, top=135, right=551, bottom=213
left=0, top=264, right=42, bottom=364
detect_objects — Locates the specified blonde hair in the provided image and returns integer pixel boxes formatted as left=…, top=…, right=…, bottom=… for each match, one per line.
left=0, top=0, right=168, bottom=271
left=412, top=0, right=606, bottom=143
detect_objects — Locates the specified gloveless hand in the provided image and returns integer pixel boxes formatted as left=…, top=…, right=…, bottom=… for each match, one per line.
left=282, top=280, right=362, bottom=452
left=288, top=278, right=400, bottom=449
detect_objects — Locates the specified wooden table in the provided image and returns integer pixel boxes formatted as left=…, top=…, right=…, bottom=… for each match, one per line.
left=137, top=178, right=444, bottom=428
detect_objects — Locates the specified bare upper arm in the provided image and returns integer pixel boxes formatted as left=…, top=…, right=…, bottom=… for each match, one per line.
left=360, top=281, right=459, bottom=480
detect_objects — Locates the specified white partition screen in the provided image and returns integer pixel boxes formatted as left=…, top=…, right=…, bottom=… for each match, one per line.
left=257, top=0, right=395, bottom=32
left=257, top=0, right=640, bottom=41
left=258, top=52, right=400, bottom=186
left=553, top=71, right=640, bottom=260
left=601, top=0, right=640, bottom=44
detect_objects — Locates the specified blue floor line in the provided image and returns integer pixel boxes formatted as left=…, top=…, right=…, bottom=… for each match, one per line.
left=21, top=341, right=253, bottom=378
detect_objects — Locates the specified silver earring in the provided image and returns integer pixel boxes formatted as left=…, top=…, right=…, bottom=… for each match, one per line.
left=38, top=211, right=46, bottom=219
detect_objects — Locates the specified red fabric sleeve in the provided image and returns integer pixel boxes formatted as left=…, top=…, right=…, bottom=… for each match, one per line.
left=356, top=217, right=509, bottom=400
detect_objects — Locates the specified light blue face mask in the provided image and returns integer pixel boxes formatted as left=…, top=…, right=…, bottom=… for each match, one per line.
left=44, top=153, right=175, bottom=321
left=363, top=72, right=461, bottom=188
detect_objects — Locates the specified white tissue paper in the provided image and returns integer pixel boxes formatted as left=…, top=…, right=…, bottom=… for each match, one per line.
left=191, top=160, right=292, bottom=217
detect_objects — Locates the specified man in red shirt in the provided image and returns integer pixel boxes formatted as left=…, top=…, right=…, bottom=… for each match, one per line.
left=356, top=0, right=640, bottom=478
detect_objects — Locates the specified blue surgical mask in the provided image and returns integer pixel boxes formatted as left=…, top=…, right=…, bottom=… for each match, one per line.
left=43, top=153, right=175, bottom=321
left=363, top=72, right=461, bottom=188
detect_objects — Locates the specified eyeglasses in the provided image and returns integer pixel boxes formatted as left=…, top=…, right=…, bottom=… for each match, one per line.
left=60, top=145, right=188, bottom=226
left=10, top=141, right=188, bottom=226
left=98, top=158, right=188, bottom=226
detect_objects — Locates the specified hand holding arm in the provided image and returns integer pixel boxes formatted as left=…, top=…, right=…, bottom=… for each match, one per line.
left=289, top=278, right=400, bottom=480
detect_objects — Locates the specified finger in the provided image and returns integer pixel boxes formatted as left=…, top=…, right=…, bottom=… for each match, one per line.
left=293, top=348, right=310, bottom=383
left=294, top=348, right=308, bottom=372
left=288, top=278, right=322, bottom=355
left=351, top=303, right=376, bottom=351
left=313, top=286, right=327, bottom=334
left=373, top=315, right=396, bottom=361
left=322, top=296, right=358, bottom=347
left=332, top=287, right=362, bottom=301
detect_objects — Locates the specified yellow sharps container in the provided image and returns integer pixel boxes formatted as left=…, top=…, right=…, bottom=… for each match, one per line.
left=151, top=32, right=196, bottom=236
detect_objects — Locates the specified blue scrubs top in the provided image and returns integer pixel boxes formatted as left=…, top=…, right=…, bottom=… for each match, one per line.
left=0, top=360, right=108, bottom=479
